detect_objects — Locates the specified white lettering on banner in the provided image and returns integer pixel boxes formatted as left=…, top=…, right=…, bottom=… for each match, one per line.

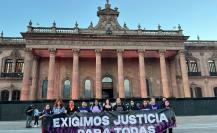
left=61, top=118, right=68, bottom=127
left=148, top=126, right=155, bottom=133
left=114, top=113, right=168, bottom=125
left=72, top=117, right=80, bottom=126
left=51, top=112, right=169, bottom=133
left=102, top=116, right=109, bottom=126
left=53, top=118, right=60, bottom=128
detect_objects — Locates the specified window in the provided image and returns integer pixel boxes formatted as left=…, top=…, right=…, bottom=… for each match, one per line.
left=124, top=79, right=131, bottom=98
left=187, top=60, right=198, bottom=72
left=194, top=87, right=202, bottom=98
left=63, top=80, right=71, bottom=99
left=42, top=80, right=48, bottom=99
left=12, top=90, right=20, bottom=101
left=1, top=90, right=9, bottom=101
left=208, top=60, right=217, bottom=76
left=4, top=59, right=13, bottom=73
left=84, top=80, right=91, bottom=98
left=102, top=77, right=112, bottom=82
left=187, top=60, right=201, bottom=76
left=214, top=87, right=217, bottom=97
left=15, top=59, right=24, bottom=73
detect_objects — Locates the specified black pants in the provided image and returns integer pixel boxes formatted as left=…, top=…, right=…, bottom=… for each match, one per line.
left=163, top=128, right=173, bottom=133
left=34, top=116, right=39, bottom=125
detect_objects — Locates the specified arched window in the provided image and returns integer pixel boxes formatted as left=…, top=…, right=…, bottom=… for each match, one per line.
left=1, top=90, right=9, bottom=101
left=12, top=90, right=20, bottom=101
left=63, top=80, right=71, bottom=99
left=214, top=87, right=217, bottom=97
left=124, top=79, right=131, bottom=98
left=4, top=59, right=13, bottom=73
left=42, top=80, right=48, bottom=99
left=194, top=87, right=203, bottom=98
left=84, top=80, right=91, bottom=98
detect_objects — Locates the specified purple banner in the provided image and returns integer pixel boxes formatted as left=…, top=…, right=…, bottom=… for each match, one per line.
left=42, top=109, right=176, bottom=133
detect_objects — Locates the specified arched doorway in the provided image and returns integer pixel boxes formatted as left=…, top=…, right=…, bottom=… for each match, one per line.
left=102, top=76, right=113, bottom=98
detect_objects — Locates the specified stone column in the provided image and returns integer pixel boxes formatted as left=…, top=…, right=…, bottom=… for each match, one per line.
left=95, top=49, right=102, bottom=99
left=159, top=50, right=170, bottom=98
left=71, top=49, right=79, bottom=100
left=31, top=56, right=39, bottom=100
left=170, top=57, right=179, bottom=97
left=117, top=49, right=125, bottom=98
left=138, top=50, right=147, bottom=98
left=179, top=50, right=191, bottom=97
left=21, top=48, right=33, bottom=101
left=47, top=48, right=56, bottom=99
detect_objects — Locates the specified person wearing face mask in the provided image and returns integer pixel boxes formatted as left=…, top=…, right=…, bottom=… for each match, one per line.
left=66, top=100, right=79, bottom=115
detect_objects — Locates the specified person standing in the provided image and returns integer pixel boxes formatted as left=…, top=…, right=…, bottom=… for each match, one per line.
left=140, top=99, right=151, bottom=110
left=33, top=105, right=40, bottom=127
left=52, top=98, right=66, bottom=115
left=161, top=97, right=167, bottom=109
left=79, top=101, right=90, bottom=113
left=25, top=104, right=34, bottom=128
left=91, top=99, right=102, bottom=113
left=150, top=98, right=160, bottom=110
left=103, top=99, right=112, bottom=111
left=41, top=104, right=53, bottom=133
left=66, top=100, right=79, bottom=115
left=163, top=100, right=173, bottom=133
left=113, top=98, right=126, bottom=111
left=128, top=100, right=138, bottom=111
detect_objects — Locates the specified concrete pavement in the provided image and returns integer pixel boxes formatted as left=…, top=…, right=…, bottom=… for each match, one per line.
left=0, top=115, right=217, bottom=133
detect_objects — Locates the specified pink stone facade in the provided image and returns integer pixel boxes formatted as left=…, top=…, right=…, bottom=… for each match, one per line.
left=0, top=2, right=217, bottom=101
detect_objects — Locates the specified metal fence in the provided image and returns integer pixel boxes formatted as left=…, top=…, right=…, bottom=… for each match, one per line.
left=0, top=98, right=217, bottom=121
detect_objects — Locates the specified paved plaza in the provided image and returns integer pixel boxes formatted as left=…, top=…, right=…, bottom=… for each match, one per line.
left=0, top=115, right=217, bottom=133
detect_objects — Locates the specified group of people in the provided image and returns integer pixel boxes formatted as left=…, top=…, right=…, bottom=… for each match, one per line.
left=25, top=97, right=172, bottom=133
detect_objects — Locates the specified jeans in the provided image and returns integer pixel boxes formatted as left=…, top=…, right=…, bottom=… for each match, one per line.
left=34, top=116, right=39, bottom=125
left=26, top=115, right=32, bottom=128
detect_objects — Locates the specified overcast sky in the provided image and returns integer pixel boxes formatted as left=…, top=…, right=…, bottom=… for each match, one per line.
left=0, top=0, right=216, bottom=40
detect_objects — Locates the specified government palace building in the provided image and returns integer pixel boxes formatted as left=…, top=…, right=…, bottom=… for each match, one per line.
left=0, top=2, right=217, bottom=101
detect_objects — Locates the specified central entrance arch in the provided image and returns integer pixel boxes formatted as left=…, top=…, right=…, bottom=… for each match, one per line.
left=102, top=76, right=113, bottom=98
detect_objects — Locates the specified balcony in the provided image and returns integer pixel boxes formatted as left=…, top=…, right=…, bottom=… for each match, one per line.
left=188, top=72, right=201, bottom=76
left=210, top=72, right=217, bottom=76
left=0, top=72, right=23, bottom=78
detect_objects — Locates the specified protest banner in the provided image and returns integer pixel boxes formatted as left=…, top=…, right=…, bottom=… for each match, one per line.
left=42, top=109, right=176, bottom=133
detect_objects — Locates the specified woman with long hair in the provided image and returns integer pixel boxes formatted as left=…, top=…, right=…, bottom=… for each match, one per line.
left=90, top=99, right=102, bottom=113
left=66, top=100, right=79, bottom=115
left=103, top=99, right=112, bottom=111
left=52, top=98, right=66, bottom=115
left=113, top=98, right=126, bottom=111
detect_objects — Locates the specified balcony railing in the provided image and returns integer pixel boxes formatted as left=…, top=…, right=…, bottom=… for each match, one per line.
left=0, top=37, right=25, bottom=43
left=1, top=72, right=23, bottom=78
left=188, top=72, right=201, bottom=76
left=210, top=72, right=217, bottom=76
